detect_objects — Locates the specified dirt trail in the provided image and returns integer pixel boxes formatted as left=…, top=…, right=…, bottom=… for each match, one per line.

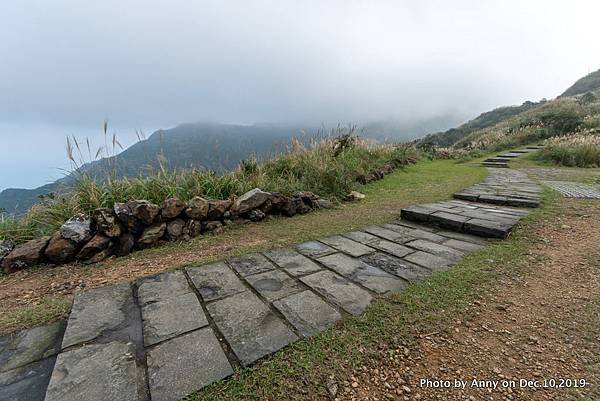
left=344, top=200, right=600, bottom=401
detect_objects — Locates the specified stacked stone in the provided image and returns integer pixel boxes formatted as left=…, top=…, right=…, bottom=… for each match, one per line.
left=356, top=158, right=407, bottom=184
left=1, top=189, right=329, bottom=273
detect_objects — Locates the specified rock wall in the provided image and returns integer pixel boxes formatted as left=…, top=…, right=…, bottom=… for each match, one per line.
left=1, top=157, right=409, bottom=273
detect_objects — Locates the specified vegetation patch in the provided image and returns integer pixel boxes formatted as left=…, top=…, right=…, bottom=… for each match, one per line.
left=537, top=131, right=600, bottom=167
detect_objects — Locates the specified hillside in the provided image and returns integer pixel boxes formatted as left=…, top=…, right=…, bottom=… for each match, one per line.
left=561, top=68, right=600, bottom=97
left=420, top=101, right=541, bottom=147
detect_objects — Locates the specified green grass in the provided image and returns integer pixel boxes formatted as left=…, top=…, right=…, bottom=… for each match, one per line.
left=0, top=138, right=419, bottom=244
left=0, top=297, right=72, bottom=332
left=186, top=189, right=561, bottom=401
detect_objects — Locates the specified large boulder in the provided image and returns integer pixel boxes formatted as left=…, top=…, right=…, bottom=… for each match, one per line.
left=114, top=202, right=144, bottom=236
left=59, top=213, right=93, bottom=244
left=161, top=198, right=186, bottom=220
left=128, top=200, right=160, bottom=225
left=137, top=223, right=167, bottom=248
left=2, top=237, right=50, bottom=273
left=185, top=196, right=210, bottom=220
left=166, top=219, right=185, bottom=241
left=207, top=199, right=232, bottom=221
left=77, top=234, right=112, bottom=260
left=93, top=208, right=123, bottom=238
left=45, top=232, right=79, bottom=264
left=231, top=188, right=270, bottom=215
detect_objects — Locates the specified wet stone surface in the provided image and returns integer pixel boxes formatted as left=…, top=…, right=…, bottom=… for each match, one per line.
left=147, top=328, right=233, bottom=401
left=359, top=252, right=431, bottom=283
left=300, top=270, right=373, bottom=316
left=244, top=269, right=304, bottom=302
left=61, top=283, right=133, bottom=349
left=45, top=341, right=142, bottom=401
left=206, top=291, right=298, bottom=366
left=263, top=248, right=322, bottom=276
left=0, top=320, right=65, bottom=373
left=227, top=253, right=276, bottom=277
left=141, top=292, right=208, bottom=346
left=317, top=253, right=407, bottom=294
left=273, top=290, right=342, bottom=337
left=186, top=261, right=246, bottom=302
left=295, top=240, right=337, bottom=258
left=0, top=357, right=56, bottom=401
left=319, top=235, right=375, bottom=257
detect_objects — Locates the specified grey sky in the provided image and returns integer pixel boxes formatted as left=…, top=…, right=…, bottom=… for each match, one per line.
left=1, top=0, right=600, bottom=190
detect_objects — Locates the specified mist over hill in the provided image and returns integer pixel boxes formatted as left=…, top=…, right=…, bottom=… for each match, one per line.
left=0, top=117, right=461, bottom=215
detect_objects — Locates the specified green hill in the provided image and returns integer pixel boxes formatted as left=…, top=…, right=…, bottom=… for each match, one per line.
left=561, top=68, right=600, bottom=97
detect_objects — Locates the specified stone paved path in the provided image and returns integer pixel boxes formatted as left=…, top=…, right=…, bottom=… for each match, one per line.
left=482, top=145, right=543, bottom=168
left=0, top=163, right=545, bottom=401
left=543, top=180, right=600, bottom=199
left=453, top=168, right=542, bottom=208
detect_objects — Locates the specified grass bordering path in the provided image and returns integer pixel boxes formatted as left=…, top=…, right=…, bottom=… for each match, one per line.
left=0, top=159, right=487, bottom=335
left=186, top=189, right=563, bottom=401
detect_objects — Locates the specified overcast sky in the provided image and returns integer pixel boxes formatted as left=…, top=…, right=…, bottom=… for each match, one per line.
left=1, top=0, right=600, bottom=190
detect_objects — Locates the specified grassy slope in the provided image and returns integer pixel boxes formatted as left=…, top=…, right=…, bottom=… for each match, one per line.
left=188, top=188, right=564, bottom=401
left=0, top=159, right=487, bottom=334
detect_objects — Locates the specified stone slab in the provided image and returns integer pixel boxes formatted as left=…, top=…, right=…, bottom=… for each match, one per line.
left=404, top=251, right=453, bottom=271
left=273, top=290, right=341, bottom=337
left=360, top=252, right=431, bottom=283
left=0, top=320, right=65, bottom=373
left=342, top=231, right=413, bottom=258
left=263, top=248, right=322, bottom=276
left=141, top=292, right=208, bottom=346
left=137, top=271, right=191, bottom=306
left=45, top=341, right=141, bottom=401
left=363, top=225, right=413, bottom=242
left=404, top=239, right=464, bottom=261
left=61, top=283, right=132, bottom=349
left=319, top=235, right=375, bottom=257
left=186, top=262, right=246, bottom=302
left=382, top=224, right=447, bottom=243
left=442, top=238, right=484, bottom=252
left=317, top=253, right=406, bottom=294
left=207, top=291, right=298, bottom=366
left=244, top=269, right=304, bottom=301
left=429, top=211, right=469, bottom=230
left=465, top=219, right=514, bottom=239
left=295, top=240, right=337, bottom=258
left=147, top=328, right=233, bottom=401
left=0, top=357, right=55, bottom=401
left=300, top=270, right=372, bottom=316
left=227, top=253, right=277, bottom=277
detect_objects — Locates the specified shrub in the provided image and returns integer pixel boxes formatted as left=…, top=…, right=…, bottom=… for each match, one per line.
left=538, top=131, right=600, bottom=168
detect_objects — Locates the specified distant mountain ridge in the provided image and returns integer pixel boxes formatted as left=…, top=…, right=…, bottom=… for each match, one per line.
left=2, top=119, right=459, bottom=216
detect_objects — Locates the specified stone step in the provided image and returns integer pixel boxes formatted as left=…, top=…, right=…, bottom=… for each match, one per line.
left=484, top=157, right=511, bottom=163
left=482, top=162, right=509, bottom=168
left=400, top=201, right=529, bottom=239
